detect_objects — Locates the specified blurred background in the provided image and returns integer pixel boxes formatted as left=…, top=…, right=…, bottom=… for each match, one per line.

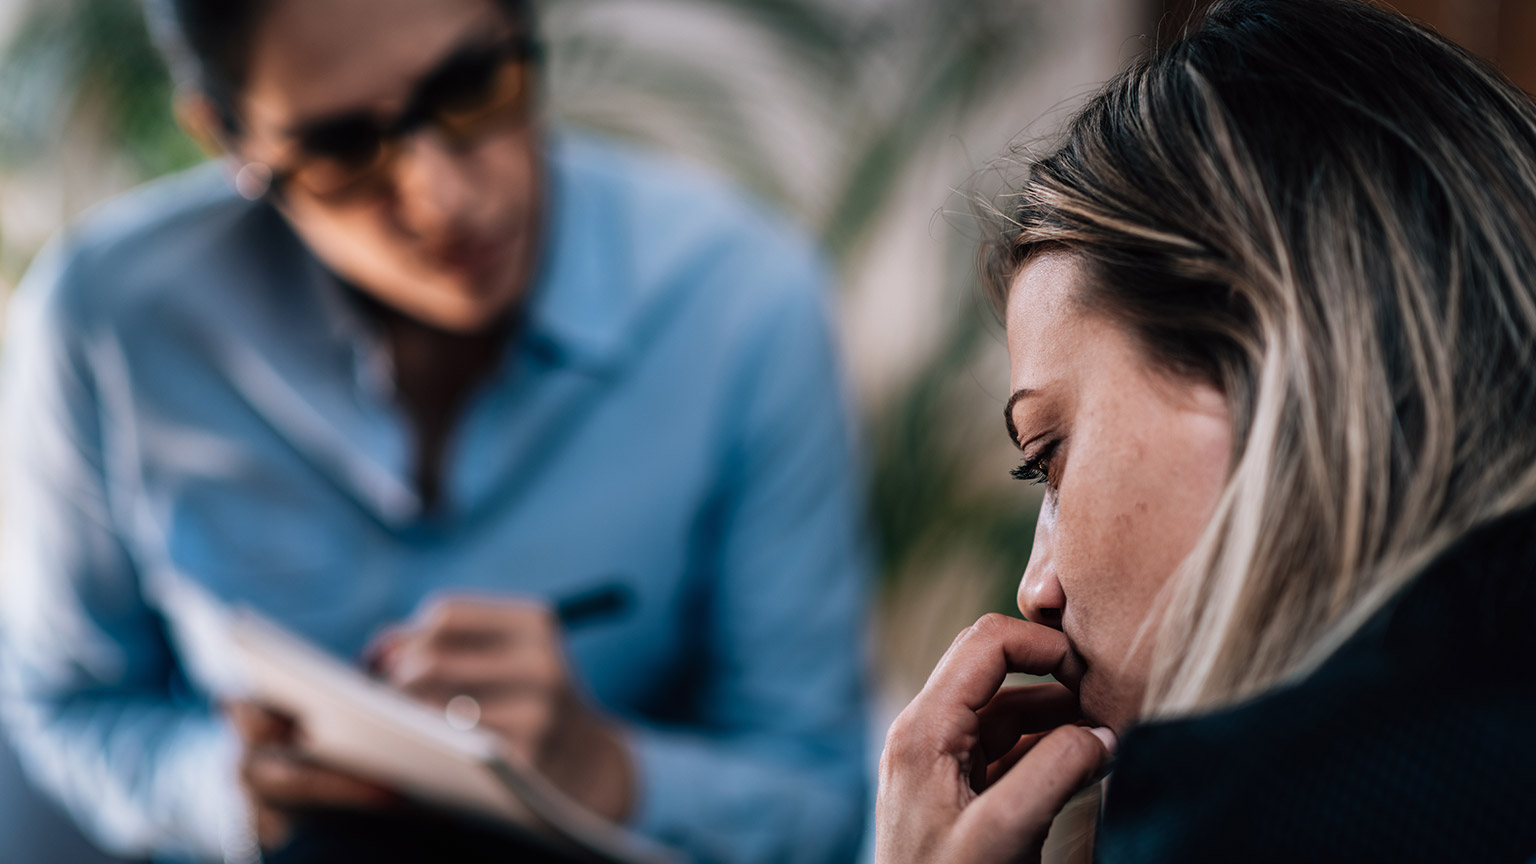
left=0, top=0, right=1531, bottom=860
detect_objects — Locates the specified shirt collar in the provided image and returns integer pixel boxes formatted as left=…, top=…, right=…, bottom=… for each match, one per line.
left=305, top=250, right=399, bottom=398
left=518, top=132, right=638, bottom=376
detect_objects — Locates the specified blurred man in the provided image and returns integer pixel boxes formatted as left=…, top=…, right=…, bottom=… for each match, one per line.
left=0, top=0, right=870, bottom=861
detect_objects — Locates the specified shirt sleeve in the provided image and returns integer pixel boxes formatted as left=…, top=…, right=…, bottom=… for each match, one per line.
left=0, top=243, right=247, bottom=862
left=625, top=245, right=871, bottom=864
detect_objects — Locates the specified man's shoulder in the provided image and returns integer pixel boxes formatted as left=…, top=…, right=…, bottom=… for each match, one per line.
left=553, top=132, right=775, bottom=229
left=24, top=164, right=264, bottom=328
left=535, top=132, right=835, bottom=370
left=551, top=132, right=828, bottom=301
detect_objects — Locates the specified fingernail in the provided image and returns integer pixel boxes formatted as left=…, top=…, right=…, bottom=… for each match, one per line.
left=250, top=754, right=295, bottom=784
left=384, top=650, right=422, bottom=684
left=1089, top=726, right=1118, bottom=755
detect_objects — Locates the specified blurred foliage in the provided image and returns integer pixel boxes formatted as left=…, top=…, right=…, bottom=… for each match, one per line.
left=868, top=292, right=1038, bottom=610
left=539, top=0, right=1049, bottom=600
left=0, top=0, right=201, bottom=175
left=0, top=0, right=1043, bottom=601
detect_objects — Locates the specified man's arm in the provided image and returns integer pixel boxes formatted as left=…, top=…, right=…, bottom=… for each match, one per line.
left=0, top=244, right=244, bottom=861
left=626, top=245, right=872, bottom=864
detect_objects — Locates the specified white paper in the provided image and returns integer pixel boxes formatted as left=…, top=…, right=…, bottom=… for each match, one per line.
left=170, top=587, right=677, bottom=864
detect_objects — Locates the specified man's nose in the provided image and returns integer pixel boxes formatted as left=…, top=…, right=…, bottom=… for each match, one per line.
left=391, top=131, right=478, bottom=236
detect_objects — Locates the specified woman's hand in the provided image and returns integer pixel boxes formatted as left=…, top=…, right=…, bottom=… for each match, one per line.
left=876, top=613, right=1116, bottom=864
left=226, top=701, right=399, bottom=851
left=371, top=597, right=634, bottom=821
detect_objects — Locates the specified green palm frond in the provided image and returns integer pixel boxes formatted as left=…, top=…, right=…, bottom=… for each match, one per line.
left=0, top=0, right=198, bottom=175
left=546, top=31, right=795, bottom=206
left=821, top=2, right=1040, bottom=252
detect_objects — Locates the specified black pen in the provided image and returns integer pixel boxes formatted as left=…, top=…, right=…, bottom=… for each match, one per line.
left=554, top=581, right=635, bottom=628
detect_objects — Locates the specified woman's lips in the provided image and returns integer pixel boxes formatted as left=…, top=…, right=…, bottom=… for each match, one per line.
left=1057, top=637, right=1121, bottom=729
left=1053, top=637, right=1089, bottom=694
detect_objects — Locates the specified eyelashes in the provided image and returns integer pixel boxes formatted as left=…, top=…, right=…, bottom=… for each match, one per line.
left=1011, top=439, right=1062, bottom=487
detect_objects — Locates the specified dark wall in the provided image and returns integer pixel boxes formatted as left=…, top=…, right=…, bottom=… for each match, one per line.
left=1149, top=0, right=1536, bottom=94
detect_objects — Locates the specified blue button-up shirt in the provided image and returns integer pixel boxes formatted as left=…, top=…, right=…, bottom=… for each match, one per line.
left=0, top=133, right=870, bottom=863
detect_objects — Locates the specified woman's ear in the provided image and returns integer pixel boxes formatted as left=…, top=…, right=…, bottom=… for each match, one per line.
left=174, top=93, right=227, bottom=158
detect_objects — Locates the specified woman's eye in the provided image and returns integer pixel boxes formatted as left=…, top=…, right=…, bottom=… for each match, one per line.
left=1011, top=439, right=1061, bottom=486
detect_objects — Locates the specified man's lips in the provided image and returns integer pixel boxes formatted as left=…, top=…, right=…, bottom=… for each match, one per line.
left=432, top=240, right=501, bottom=273
left=423, top=231, right=512, bottom=277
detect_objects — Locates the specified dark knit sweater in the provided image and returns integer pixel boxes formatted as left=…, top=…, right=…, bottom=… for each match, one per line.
left=1097, top=506, right=1536, bottom=863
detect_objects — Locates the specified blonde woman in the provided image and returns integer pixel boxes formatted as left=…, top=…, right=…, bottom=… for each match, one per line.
left=877, top=0, right=1536, bottom=861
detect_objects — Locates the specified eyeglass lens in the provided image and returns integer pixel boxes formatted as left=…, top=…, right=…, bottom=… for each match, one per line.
left=288, top=40, right=532, bottom=197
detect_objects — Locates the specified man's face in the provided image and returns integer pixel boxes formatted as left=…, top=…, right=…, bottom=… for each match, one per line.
left=234, top=0, right=541, bottom=332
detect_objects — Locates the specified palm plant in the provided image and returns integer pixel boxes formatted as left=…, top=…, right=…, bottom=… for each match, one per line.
left=0, top=0, right=199, bottom=177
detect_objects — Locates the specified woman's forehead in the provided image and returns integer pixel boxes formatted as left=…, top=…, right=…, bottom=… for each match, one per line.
left=242, top=0, right=504, bottom=133
left=1006, top=251, right=1087, bottom=379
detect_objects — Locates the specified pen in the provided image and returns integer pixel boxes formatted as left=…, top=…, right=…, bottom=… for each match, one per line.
left=554, top=581, right=635, bottom=628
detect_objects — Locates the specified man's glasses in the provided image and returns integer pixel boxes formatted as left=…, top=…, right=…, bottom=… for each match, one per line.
left=235, top=36, right=540, bottom=201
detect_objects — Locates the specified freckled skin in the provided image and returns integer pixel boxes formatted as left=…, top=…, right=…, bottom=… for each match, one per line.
left=1006, top=252, right=1232, bottom=732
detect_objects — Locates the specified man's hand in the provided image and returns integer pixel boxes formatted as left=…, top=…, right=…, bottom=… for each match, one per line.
left=226, top=701, right=399, bottom=851
left=875, top=614, right=1116, bottom=864
left=370, top=597, right=635, bottom=821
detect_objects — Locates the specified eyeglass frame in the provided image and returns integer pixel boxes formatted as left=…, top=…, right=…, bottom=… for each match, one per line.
left=229, top=33, right=543, bottom=202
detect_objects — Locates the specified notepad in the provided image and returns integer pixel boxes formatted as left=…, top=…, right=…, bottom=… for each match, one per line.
left=169, top=585, right=676, bottom=864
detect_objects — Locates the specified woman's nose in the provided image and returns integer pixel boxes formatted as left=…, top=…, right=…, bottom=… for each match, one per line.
left=1018, top=568, right=1066, bottom=628
left=1018, top=533, right=1066, bottom=628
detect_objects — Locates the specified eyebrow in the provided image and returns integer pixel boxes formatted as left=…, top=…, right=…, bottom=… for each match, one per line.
left=1003, top=388, right=1038, bottom=448
left=282, top=29, right=514, bottom=140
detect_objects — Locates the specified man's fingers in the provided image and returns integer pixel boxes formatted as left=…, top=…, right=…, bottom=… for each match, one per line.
left=915, top=614, right=1072, bottom=714
left=362, top=626, right=409, bottom=672
left=226, top=702, right=295, bottom=746
left=243, top=750, right=397, bottom=809
left=413, top=598, right=554, bottom=645
left=478, top=697, right=556, bottom=752
left=388, top=645, right=523, bottom=691
left=957, top=724, right=1115, bottom=853
left=374, top=598, right=563, bottom=687
left=254, top=804, right=292, bottom=851
left=975, top=683, right=1081, bottom=762
left=387, top=642, right=563, bottom=702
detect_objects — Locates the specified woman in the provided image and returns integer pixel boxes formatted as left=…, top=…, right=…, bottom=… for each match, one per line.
left=878, top=0, right=1536, bottom=861
left=0, top=0, right=869, bottom=861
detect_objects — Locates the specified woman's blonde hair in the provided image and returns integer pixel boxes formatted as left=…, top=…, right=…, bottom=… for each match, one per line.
left=985, top=0, right=1536, bottom=717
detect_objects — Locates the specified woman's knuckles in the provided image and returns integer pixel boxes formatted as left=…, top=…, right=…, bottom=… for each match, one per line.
left=882, top=714, right=977, bottom=778
left=1028, top=725, right=1108, bottom=782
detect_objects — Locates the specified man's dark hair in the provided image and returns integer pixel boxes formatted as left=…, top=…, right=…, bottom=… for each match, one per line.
left=142, top=0, right=535, bottom=133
